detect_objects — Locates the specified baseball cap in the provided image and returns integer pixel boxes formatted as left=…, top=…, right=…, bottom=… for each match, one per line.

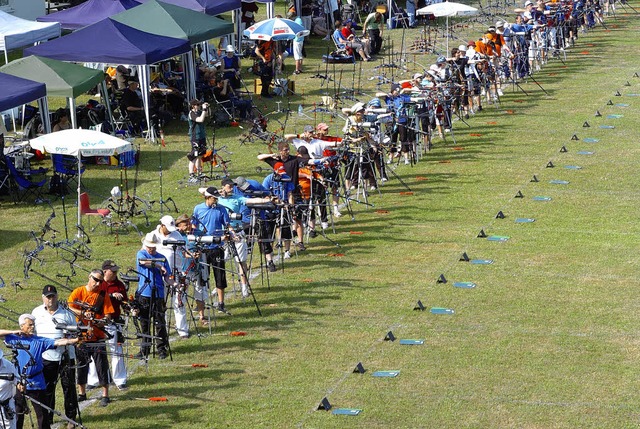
left=42, top=285, right=58, bottom=296
left=199, top=187, right=221, bottom=197
left=316, top=123, right=329, bottom=131
left=303, top=125, right=314, bottom=133
left=102, top=260, right=120, bottom=271
left=273, top=162, right=286, bottom=175
left=225, top=45, right=235, bottom=52
left=221, top=178, right=235, bottom=187
left=468, top=40, right=476, bottom=47
left=525, top=0, right=533, bottom=6
left=496, top=20, right=505, bottom=28
left=234, top=177, right=251, bottom=191
left=458, top=44, right=467, bottom=52
left=160, top=215, right=177, bottom=232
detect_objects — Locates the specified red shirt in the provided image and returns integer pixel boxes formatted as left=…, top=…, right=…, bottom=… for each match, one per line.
left=102, top=278, right=128, bottom=319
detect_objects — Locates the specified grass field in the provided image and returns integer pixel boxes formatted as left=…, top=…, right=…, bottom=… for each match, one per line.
left=1, top=2, right=640, bottom=428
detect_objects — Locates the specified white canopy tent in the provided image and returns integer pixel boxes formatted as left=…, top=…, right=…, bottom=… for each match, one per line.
left=0, top=10, right=61, bottom=64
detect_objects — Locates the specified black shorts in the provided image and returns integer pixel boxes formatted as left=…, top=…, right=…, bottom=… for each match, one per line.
left=187, top=138, right=206, bottom=161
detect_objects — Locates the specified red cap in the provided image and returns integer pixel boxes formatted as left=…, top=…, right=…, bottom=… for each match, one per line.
left=468, top=40, right=476, bottom=47
left=274, top=162, right=286, bottom=175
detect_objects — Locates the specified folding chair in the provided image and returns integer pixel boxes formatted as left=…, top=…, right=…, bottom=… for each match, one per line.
left=51, top=154, right=85, bottom=194
left=4, top=155, right=48, bottom=203
left=80, top=192, right=111, bottom=232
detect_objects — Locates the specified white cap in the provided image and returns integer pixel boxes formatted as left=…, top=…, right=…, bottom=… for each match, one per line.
left=225, top=44, right=235, bottom=52
left=458, top=44, right=467, bottom=52
left=160, top=215, right=176, bottom=232
left=413, top=72, right=424, bottom=80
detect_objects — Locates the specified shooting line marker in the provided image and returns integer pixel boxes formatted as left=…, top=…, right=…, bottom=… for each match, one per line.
left=496, top=211, right=505, bottom=219
left=560, top=146, right=568, bottom=153
left=414, top=300, right=426, bottom=311
left=353, top=362, right=366, bottom=374
left=546, top=161, right=555, bottom=168
left=317, top=397, right=332, bottom=411
left=437, top=274, right=447, bottom=284
left=453, top=146, right=465, bottom=151
left=487, top=121, right=498, bottom=125
left=460, top=252, right=470, bottom=262
left=399, top=191, right=414, bottom=196
left=384, top=331, right=396, bottom=342
left=531, top=175, right=539, bottom=182
left=349, top=231, right=363, bottom=235
left=477, top=229, right=487, bottom=238
left=515, top=190, right=524, bottom=198
left=327, top=253, right=345, bottom=257
left=416, top=176, right=428, bottom=181
left=582, top=121, right=590, bottom=127
left=469, top=133, right=483, bottom=137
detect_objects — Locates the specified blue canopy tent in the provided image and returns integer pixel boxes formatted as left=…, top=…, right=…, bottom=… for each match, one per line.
left=0, top=73, right=51, bottom=134
left=25, top=18, right=191, bottom=140
left=37, top=0, right=142, bottom=31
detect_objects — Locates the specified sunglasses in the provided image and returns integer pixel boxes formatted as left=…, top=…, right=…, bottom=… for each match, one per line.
left=91, top=275, right=103, bottom=283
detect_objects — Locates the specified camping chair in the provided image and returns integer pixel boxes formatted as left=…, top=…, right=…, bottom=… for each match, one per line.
left=4, top=154, right=48, bottom=203
left=80, top=192, right=111, bottom=232
left=390, top=0, right=409, bottom=29
left=51, top=154, right=85, bottom=195
left=111, top=91, right=135, bottom=136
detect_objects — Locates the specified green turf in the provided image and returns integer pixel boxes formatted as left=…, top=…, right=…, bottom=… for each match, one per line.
left=1, top=4, right=640, bottom=428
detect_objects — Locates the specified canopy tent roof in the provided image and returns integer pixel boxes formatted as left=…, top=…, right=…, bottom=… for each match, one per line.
left=136, top=0, right=241, bottom=15
left=23, top=18, right=190, bottom=65
left=37, top=0, right=142, bottom=31
left=0, top=56, right=104, bottom=99
left=0, top=73, right=47, bottom=112
left=111, top=0, right=234, bottom=44
left=0, top=11, right=60, bottom=60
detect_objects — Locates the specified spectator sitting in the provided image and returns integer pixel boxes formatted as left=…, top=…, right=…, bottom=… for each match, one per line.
left=150, top=73, right=186, bottom=116
left=341, top=19, right=372, bottom=60
left=212, top=78, right=252, bottom=120
left=121, top=80, right=145, bottom=133
left=221, top=45, right=242, bottom=89
left=333, top=21, right=370, bottom=61
left=52, top=108, right=71, bottom=132
left=115, top=65, right=131, bottom=90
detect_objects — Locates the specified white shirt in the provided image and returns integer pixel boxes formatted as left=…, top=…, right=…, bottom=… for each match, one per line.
left=32, top=304, right=77, bottom=361
left=152, top=227, right=185, bottom=272
left=292, top=139, right=337, bottom=159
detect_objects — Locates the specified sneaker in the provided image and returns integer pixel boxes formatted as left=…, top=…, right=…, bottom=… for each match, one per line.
left=77, top=394, right=87, bottom=402
left=309, top=229, right=318, bottom=238
left=99, top=396, right=110, bottom=407
left=370, top=186, right=377, bottom=191
left=158, top=351, right=168, bottom=360
left=386, top=159, right=392, bottom=164
left=294, top=70, right=301, bottom=75
left=284, top=251, right=291, bottom=259
left=497, top=88, right=504, bottom=96
left=333, top=210, right=342, bottom=218
left=116, top=384, right=128, bottom=391
left=297, top=242, right=306, bottom=251
left=381, top=176, right=388, bottom=182
left=217, top=303, right=231, bottom=315
left=321, top=222, right=329, bottom=230
left=405, top=159, right=410, bottom=165
left=267, top=261, right=277, bottom=272
left=188, top=175, right=198, bottom=184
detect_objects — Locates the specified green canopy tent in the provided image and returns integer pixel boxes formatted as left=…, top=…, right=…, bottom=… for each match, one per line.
left=111, top=0, right=235, bottom=100
left=0, top=55, right=110, bottom=130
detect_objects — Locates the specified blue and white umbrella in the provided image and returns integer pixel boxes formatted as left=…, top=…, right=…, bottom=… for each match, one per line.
left=243, top=17, right=309, bottom=41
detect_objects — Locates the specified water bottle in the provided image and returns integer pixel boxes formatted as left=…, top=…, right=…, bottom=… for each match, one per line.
left=298, top=104, right=303, bottom=117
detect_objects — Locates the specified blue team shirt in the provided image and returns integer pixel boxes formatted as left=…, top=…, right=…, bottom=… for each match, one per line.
left=218, top=194, right=249, bottom=229
left=192, top=202, right=230, bottom=248
left=136, top=248, right=171, bottom=298
left=5, top=334, right=56, bottom=390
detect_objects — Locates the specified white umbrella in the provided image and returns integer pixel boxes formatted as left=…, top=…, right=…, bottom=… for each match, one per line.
left=243, top=17, right=309, bottom=41
left=29, top=129, right=133, bottom=233
left=417, top=2, right=478, bottom=53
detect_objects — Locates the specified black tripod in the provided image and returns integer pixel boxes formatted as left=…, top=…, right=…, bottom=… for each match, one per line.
left=223, top=229, right=262, bottom=316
